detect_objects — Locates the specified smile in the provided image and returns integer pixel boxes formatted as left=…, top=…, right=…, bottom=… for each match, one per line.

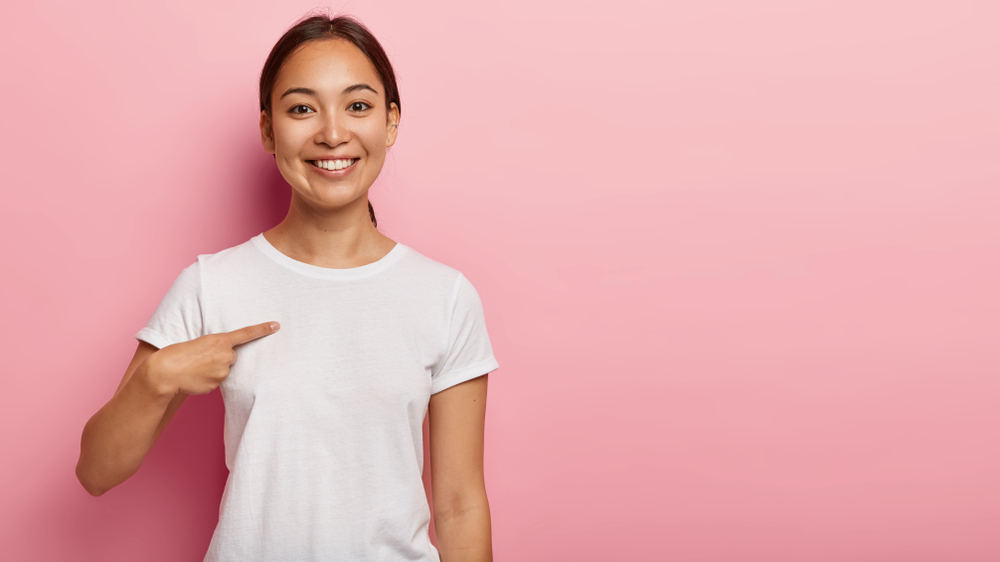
left=309, top=158, right=358, bottom=171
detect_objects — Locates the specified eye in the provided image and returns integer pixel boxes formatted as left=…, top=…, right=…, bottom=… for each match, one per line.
left=289, top=104, right=314, bottom=114
left=349, top=102, right=372, bottom=112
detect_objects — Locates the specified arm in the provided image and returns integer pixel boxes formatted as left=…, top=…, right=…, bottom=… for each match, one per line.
left=76, top=322, right=279, bottom=496
left=429, top=374, right=493, bottom=562
left=76, top=341, right=187, bottom=496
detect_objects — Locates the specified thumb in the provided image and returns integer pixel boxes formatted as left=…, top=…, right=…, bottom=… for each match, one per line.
left=223, top=321, right=280, bottom=347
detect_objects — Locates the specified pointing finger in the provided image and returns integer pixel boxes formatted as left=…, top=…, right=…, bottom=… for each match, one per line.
left=224, top=321, right=280, bottom=347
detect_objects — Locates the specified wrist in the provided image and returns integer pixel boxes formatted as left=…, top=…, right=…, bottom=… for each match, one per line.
left=134, top=355, right=178, bottom=401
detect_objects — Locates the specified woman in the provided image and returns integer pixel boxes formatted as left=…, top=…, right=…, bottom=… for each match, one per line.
left=76, top=13, right=498, bottom=562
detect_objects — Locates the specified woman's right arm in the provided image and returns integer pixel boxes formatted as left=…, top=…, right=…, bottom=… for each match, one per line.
left=76, top=341, right=188, bottom=496
left=76, top=321, right=280, bottom=496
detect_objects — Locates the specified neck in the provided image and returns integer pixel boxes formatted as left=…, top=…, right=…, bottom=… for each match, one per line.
left=263, top=194, right=394, bottom=269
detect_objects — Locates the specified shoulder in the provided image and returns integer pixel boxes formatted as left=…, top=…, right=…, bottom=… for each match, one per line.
left=393, top=244, right=490, bottom=313
left=190, top=235, right=270, bottom=282
left=394, top=243, right=466, bottom=287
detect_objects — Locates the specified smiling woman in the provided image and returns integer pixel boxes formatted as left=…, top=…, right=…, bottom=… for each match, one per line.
left=76, top=12, right=498, bottom=562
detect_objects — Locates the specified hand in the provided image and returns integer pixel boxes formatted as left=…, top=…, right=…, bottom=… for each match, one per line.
left=143, top=322, right=280, bottom=396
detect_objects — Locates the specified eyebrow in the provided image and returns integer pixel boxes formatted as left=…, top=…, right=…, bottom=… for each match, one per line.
left=279, top=83, right=379, bottom=99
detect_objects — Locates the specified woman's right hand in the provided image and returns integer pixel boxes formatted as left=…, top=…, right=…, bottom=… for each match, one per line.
left=77, top=321, right=281, bottom=496
left=144, top=321, right=280, bottom=396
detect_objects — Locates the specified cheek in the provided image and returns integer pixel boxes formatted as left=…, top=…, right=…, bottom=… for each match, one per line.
left=356, top=120, right=388, bottom=151
left=273, top=123, right=307, bottom=155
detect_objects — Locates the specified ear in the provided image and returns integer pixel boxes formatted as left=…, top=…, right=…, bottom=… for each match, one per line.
left=260, top=110, right=275, bottom=154
left=385, top=102, right=400, bottom=148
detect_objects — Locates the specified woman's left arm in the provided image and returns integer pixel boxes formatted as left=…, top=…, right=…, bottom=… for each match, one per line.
left=429, top=374, right=493, bottom=562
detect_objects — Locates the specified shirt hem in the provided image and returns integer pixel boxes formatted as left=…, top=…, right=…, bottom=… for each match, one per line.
left=135, top=328, right=175, bottom=350
left=431, top=357, right=499, bottom=395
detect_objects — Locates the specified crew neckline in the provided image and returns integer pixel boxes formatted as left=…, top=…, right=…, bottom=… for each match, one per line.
left=251, top=232, right=408, bottom=280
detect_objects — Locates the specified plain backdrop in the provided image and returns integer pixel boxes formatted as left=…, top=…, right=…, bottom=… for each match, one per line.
left=1, top=0, right=998, bottom=560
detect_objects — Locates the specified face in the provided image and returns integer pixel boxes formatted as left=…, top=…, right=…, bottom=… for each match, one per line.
left=260, top=38, right=399, bottom=215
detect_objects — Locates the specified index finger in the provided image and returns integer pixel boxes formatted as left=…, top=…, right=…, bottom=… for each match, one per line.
left=223, top=321, right=280, bottom=347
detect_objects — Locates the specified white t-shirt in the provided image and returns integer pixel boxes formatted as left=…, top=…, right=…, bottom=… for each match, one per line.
left=135, top=233, right=499, bottom=562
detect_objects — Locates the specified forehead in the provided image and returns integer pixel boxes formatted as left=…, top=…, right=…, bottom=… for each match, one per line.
left=276, top=38, right=381, bottom=92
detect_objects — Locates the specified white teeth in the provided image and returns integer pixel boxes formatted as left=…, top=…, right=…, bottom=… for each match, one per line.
left=313, top=159, right=355, bottom=170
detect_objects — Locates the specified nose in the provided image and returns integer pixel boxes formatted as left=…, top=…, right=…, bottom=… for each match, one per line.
left=314, top=111, right=349, bottom=147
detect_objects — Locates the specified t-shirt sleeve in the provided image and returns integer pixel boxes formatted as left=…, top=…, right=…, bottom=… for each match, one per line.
left=135, top=260, right=205, bottom=350
left=430, top=273, right=500, bottom=394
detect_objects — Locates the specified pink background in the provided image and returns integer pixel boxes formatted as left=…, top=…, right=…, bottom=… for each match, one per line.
left=1, top=0, right=998, bottom=560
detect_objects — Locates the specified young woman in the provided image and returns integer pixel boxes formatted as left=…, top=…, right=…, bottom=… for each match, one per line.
left=76, top=14, right=498, bottom=562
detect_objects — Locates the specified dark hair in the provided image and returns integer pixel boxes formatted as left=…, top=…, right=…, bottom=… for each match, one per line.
left=259, top=13, right=401, bottom=227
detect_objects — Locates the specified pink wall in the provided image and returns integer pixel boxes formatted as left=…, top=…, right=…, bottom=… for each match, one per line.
left=1, top=0, right=998, bottom=560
